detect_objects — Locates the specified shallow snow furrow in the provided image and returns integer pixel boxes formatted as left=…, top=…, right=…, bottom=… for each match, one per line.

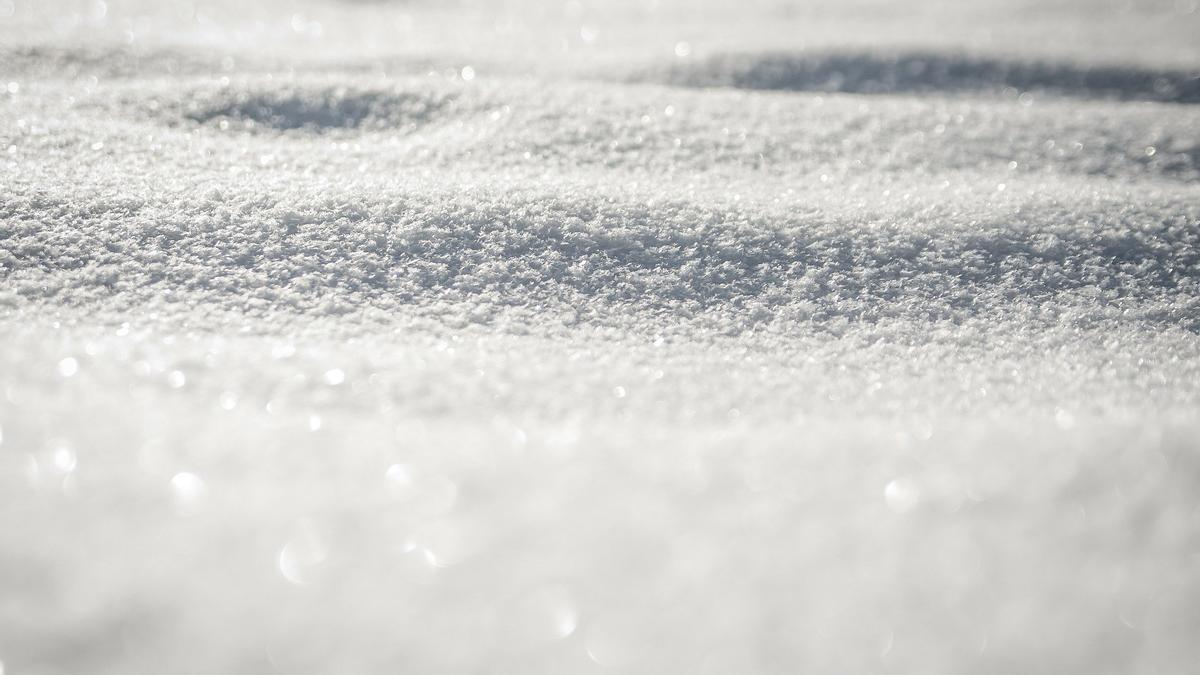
left=655, top=51, right=1200, bottom=104
left=124, top=77, right=1200, bottom=182
left=183, top=87, right=462, bottom=132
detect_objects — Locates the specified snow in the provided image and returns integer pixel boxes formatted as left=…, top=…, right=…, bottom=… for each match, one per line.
left=2, top=0, right=1200, bottom=673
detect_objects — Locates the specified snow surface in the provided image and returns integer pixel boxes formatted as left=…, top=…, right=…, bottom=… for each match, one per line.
left=2, top=1, right=1200, bottom=674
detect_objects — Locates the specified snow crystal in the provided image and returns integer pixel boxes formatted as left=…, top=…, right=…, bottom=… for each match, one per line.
left=884, top=478, right=921, bottom=514
left=169, top=472, right=207, bottom=514
left=56, top=356, right=79, bottom=377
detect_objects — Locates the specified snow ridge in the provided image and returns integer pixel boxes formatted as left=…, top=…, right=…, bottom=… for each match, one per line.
left=2, top=185, right=1197, bottom=332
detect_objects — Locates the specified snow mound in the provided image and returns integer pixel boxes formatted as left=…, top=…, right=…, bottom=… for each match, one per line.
left=655, top=51, right=1200, bottom=103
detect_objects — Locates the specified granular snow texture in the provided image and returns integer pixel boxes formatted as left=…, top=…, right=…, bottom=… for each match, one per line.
left=2, top=1, right=1200, bottom=674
